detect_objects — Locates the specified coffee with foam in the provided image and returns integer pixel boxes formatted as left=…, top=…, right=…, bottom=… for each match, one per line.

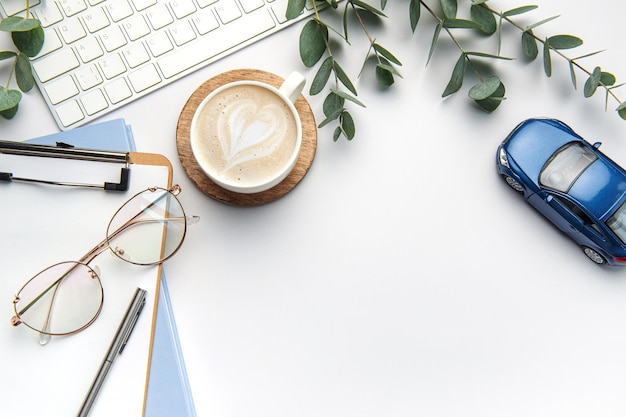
left=192, top=83, right=300, bottom=192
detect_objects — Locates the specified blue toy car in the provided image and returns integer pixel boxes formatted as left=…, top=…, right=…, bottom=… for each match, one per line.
left=496, top=118, right=626, bottom=266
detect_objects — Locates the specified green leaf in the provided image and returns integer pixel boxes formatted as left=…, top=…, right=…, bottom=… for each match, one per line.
left=0, top=50, right=17, bottom=60
left=376, top=63, right=395, bottom=87
left=381, top=0, right=387, bottom=10
left=600, top=72, right=616, bottom=86
left=503, top=5, right=538, bottom=17
left=323, top=91, right=344, bottom=116
left=526, top=15, right=559, bottom=31
left=470, top=4, right=496, bottom=35
left=569, top=61, right=577, bottom=89
left=373, top=43, right=402, bottom=66
left=521, top=30, right=538, bottom=60
left=468, top=75, right=501, bottom=100
left=333, top=126, right=342, bottom=141
left=465, top=51, right=513, bottom=60
left=339, top=111, right=355, bottom=140
left=547, top=34, right=583, bottom=50
left=617, top=102, right=626, bottom=120
left=443, top=18, right=480, bottom=29
left=330, top=88, right=366, bottom=107
left=285, top=0, right=306, bottom=20
left=543, top=38, right=552, bottom=77
left=318, top=107, right=343, bottom=128
left=333, top=60, right=357, bottom=96
left=15, top=52, right=34, bottom=92
left=310, top=56, right=333, bottom=95
left=426, top=23, right=442, bottom=65
left=0, top=87, right=22, bottom=114
left=409, top=0, right=421, bottom=32
left=442, top=53, right=465, bottom=97
left=0, top=16, right=41, bottom=32
left=441, top=0, right=457, bottom=19
left=12, top=24, right=44, bottom=57
left=475, top=81, right=506, bottom=112
left=350, top=0, right=386, bottom=17
left=471, top=0, right=489, bottom=5
left=584, top=66, right=601, bottom=98
left=299, top=20, right=328, bottom=67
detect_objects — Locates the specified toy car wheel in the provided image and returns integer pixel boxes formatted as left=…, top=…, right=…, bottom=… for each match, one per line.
left=583, top=247, right=607, bottom=265
left=504, top=175, right=524, bottom=193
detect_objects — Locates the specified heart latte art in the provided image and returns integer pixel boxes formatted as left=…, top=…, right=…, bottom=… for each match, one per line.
left=193, top=84, right=299, bottom=189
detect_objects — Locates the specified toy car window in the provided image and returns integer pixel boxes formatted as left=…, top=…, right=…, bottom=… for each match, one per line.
left=540, top=143, right=598, bottom=192
left=607, top=201, right=626, bottom=244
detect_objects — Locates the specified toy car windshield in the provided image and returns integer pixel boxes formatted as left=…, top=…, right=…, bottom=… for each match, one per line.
left=539, top=142, right=598, bottom=192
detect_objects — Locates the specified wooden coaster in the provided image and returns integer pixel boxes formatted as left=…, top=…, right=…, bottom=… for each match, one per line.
left=176, top=69, right=317, bottom=206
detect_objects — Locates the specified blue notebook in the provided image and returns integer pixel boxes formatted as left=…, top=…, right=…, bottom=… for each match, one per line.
left=26, top=119, right=196, bottom=417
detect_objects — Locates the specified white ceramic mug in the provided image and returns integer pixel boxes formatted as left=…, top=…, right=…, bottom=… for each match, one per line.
left=190, top=71, right=306, bottom=194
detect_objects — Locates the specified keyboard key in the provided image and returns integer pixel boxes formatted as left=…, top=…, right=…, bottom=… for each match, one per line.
left=81, top=89, right=109, bottom=115
left=106, top=0, right=134, bottom=22
left=75, top=64, right=103, bottom=89
left=191, top=9, right=219, bottom=35
left=122, top=43, right=150, bottom=67
left=170, top=0, right=196, bottom=18
left=34, top=2, right=63, bottom=27
left=82, top=7, right=110, bottom=33
left=56, top=100, right=85, bottom=127
left=131, top=0, right=157, bottom=11
left=271, top=0, right=290, bottom=23
left=196, top=0, right=218, bottom=8
left=122, top=15, right=151, bottom=40
left=128, top=64, right=161, bottom=92
left=215, top=0, right=242, bottom=23
left=105, top=78, right=133, bottom=103
left=146, top=3, right=174, bottom=29
left=59, top=18, right=87, bottom=43
left=59, top=0, right=88, bottom=16
left=76, top=36, right=104, bottom=62
left=99, top=26, right=128, bottom=51
left=239, top=0, right=264, bottom=13
left=146, top=32, right=174, bottom=57
left=0, top=0, right=40, bottom=16
left=33, top=48, right=80, bottom=82
left=44, top=75, right=79, bottom=104
left=169, top=21, right=196, bottom=46
left=99, top=54, right=127, bottom=79
left=157, top=9, right=275, bottom=78
left=36, top=29, right=63, bottom=58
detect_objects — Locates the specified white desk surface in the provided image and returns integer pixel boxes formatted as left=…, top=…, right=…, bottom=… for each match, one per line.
left=3, top=0, right=626, bottom=415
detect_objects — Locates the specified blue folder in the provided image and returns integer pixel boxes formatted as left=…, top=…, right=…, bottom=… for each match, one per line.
left=26, top=119, right=196, bottom=417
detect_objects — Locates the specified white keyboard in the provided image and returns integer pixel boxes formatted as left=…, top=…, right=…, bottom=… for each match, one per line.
left=0, top=0, right=318, bottom=130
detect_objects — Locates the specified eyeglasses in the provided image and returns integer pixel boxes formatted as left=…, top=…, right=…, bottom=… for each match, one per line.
left=10, top=185, right=198, bottom=344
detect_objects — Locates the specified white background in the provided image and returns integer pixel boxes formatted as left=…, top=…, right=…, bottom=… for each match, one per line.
left=3, top=0, right=626, bottom=416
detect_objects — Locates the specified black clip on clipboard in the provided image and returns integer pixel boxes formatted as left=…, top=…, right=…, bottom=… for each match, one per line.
left=0, top=140, right=130, bottom=191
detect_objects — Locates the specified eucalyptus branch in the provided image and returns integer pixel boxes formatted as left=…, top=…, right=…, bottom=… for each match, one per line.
left=0, top=2, right=44, bottom=120
left=288, top=0, right=626, bottom=142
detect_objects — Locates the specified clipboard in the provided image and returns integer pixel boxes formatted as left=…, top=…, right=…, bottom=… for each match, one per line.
left=0, top=126, right=173, bottom=417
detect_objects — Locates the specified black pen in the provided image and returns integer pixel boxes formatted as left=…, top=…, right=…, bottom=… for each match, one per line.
left=77, top=287, right=147, bottom=417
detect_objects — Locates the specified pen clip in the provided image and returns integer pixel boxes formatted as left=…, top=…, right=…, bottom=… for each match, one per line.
left=118, top=296, right=145, bottom=354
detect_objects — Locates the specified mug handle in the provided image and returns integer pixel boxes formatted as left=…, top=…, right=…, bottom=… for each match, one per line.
left=278, top=72, right=306, bottom=104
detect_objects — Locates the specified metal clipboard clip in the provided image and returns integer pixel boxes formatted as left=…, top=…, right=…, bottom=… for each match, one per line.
left=0, top=140, right=131, bottom=191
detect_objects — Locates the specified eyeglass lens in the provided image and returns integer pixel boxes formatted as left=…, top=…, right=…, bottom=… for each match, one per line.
left=106, top=187, right=187, bottom=265
left=13, top=261, right=103, bottom=336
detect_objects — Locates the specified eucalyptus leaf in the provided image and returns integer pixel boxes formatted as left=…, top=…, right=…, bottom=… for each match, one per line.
left=333, top=60, right=357, bottom=95
left=440, top=0, right=457, bottom=19
left=547, top=34, right=583, bottom=50
left=340, top=111, right=355, bottom=140
left=470, top=4, right=496, bottom=34
left=376, top=63, right=395, bottom=87
left=584, top=66, right=602, bottom=98
left=350, top=0, right=386, bottom=17
left=569, top=61, right=577, bottom=89
left=475, top=81, right=506, bottom=112
left=330, top=88, right=366, bottom=107
left=600, top=72, right=616, bottom=86
left=310, top=56, right=333, bottom=95
left=323, top=91, right=344, bottom=116
left=443, top=19, right=480, bottom=29
left=15, top=52, right=34, bottom=92
left=442, top=53, right=465, bottom=97
left=381, top=0, right=387, bottom=10
left=286, top=0, right=305, bottom=20
left=543, top=38, right=552, bottom=77
left=526, top=15, right=559, bottom=31
left=0, top=50, right=17, bottom=60
left=409, top=0, right=421, bottom=32
left=466, top=51, right=513, bottom=60
left=333, top=126, right=342, bottom=141
left=373, top=43, right=402, bottom=66
left=503, top=5, right=538, bottom=17
left=617, top=102, right=626, bottom=120
left=299, top=20, right=328, bottom=67
left=468, top=75, right=501, bottom=100
left=12, top=24, right=44, bottom=57
left=0, top=87, right=22, bottom=113
left=0, top=16, right=40, bottom=32
left=318, top=107, right=344, bottom=128
left=521, top=30, right=538, bottom=60
left=427, top=23, right=442, bottom=65
left=471, top=0, right=488, bottom=5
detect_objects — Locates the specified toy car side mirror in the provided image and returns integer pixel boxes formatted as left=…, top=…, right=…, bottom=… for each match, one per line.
left=593, top=141, right=602, bottom=149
